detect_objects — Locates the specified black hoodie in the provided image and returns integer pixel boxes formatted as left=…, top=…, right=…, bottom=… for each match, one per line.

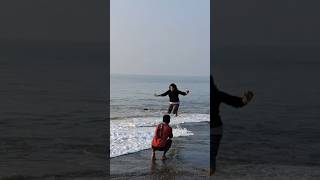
left=211, top=77, right=246, bottom=128
left=160, top=90, right=187, bottom=102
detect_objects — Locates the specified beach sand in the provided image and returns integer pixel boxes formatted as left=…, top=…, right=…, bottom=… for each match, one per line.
left=110, top=121, right=211, bottom=180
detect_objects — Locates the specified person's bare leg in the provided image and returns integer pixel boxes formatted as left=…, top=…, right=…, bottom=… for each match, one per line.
left=167, top=104, right=173, bottom=114
left=161, top=139, right=172, bottom=160
left=151, top=149, right=156, bottom=160
left=173, top=104, right=179, bottom=117
left=161, top=150, right=168, bottom=160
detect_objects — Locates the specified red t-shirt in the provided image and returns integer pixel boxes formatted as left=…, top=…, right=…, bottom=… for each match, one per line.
left=152, top=123, right=173, bottom=148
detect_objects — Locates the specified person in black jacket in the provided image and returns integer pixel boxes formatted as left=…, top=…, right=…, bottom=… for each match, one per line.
left=210, top=76, right=254, bottom=175
left=154, top=83, right=189, bottom=116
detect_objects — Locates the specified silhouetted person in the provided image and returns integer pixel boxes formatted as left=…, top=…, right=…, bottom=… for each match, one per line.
left=210, top=76, right=254, bottom=175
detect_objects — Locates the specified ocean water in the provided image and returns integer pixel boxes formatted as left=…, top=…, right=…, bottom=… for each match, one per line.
left=0, top=47, right=107, bottom=178
left=214, top=50, right=320, bottom=176
left=110, top=74, right=210, bottom=157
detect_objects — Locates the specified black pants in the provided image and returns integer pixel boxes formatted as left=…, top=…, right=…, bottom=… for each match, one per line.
left=210, top=134, right=222, bottom=171
left=168, top=104, right=179, bottom=114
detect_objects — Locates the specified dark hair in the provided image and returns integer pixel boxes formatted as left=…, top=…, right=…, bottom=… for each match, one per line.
left=169, top=83, right=178, bottom=91
left=163, top=114, right=171, bottom=123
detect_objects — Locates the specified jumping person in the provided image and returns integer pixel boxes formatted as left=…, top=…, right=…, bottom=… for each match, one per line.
left=210, top=76, right=254, bottom=175
left=154, top=83, right=189, bottom=116
left=151, top=115, right=173, bottom=160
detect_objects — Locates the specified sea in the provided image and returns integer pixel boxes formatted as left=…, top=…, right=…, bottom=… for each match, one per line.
left=2, top=45, right=320, bottom=178
left=0, top=44, right=107, bottom=178
left=213, top=46, right=320, bottom=178
left=110, top=74, right=210, bottom=158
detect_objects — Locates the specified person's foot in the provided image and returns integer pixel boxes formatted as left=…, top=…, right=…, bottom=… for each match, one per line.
left=161, top=155, right=167, bottom=160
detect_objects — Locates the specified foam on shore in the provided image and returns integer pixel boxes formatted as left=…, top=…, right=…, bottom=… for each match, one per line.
left=110, top=113, right=209, bottom=157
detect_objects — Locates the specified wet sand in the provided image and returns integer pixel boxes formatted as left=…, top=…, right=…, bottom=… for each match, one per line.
left=110, top=121, right=210, bottom=180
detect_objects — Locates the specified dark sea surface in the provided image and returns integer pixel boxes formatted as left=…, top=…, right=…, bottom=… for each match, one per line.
left=0, top=45, right=107, bottom=179
left=213, top=46, right=320, bottom=178
left=2, top=44, right=320, bottom=178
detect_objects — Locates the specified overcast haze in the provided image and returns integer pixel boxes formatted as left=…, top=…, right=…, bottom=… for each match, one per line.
left=111, top=0, right=210, bottom=76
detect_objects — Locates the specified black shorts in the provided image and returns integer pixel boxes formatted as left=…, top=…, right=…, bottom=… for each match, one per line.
left=168, top=104, right=179, bottom=114
left=152, top=139, right=172, bottom=151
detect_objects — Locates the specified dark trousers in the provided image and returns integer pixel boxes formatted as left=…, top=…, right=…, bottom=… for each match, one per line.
left=210, top=134, right=222, bottom=171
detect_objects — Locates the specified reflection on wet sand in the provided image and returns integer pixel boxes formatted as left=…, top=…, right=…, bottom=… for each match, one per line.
left=150, top=160, right=178, bottom=179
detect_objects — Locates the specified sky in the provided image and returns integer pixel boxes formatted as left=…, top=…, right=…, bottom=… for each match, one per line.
left=110, top=0, right=210, bottom=76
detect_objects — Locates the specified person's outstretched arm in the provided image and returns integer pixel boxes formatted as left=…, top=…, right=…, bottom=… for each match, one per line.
left=178, top=89, right=189, bottom=96
left=154, top=90, right=170, bottom=97
left=219, top=90, right=253, bottom=108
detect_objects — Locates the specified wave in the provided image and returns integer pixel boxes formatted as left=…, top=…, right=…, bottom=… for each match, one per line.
left=110, top=113, right=209, bottom=158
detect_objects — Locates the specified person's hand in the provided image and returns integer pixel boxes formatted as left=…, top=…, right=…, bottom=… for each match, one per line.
left=154, top=93, right=158, bottom=97
left=186, top=89, right=190, bottom=94
left=242, top=91, right=254, bottom=104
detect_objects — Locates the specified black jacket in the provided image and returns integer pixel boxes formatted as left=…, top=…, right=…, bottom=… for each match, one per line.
left=212, top=84, right=246, bottom=128
left=160, top=90, right=187, bottom=102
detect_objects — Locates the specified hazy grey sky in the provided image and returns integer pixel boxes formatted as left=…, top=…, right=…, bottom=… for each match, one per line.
left=111, top=0, right=210, bottom=76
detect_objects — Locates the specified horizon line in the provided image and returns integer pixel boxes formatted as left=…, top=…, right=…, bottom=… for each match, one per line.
left=110, top=72, right=210, bottom=77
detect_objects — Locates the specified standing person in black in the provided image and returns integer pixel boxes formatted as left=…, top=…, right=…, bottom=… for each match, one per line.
left=154, top=83, right=189, bottom=116
left=211, top=76, right=254, bottom=175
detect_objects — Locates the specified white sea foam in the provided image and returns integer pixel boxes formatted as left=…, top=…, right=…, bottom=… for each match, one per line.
left=110, top=113, right=209, bottom=158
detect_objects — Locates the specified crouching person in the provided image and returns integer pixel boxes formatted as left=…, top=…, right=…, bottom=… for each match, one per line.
left=151, top=115, right=173, bottom=160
